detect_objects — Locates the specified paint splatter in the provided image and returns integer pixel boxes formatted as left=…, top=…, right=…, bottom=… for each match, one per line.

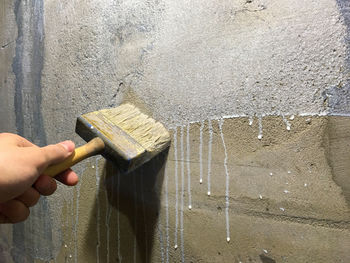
left=219, top=119, right=230, bottom=243
left=186, top=124, right=192, bottom=210
left=207, top=119, right=213, bottom=196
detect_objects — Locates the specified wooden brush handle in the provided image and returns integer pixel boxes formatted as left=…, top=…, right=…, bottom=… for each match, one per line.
left=43, top=137, right=105, bottom=178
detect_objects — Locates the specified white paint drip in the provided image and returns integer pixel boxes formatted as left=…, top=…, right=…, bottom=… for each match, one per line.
left=74, top=174, right=83, bottom=263
left=117, top=168, right=122, bottom=262
left=157, top=223, right=165, bottom=263
left=282, top=114, right=291, bottom=131
left=186, top=124, right=192, bottom=210
left=199, top=120, right=204, bottom=184
left=140, top=168, right=149, bottom=260
left=164, top=167, right=170, bottom=263
left=258, top=116, right=263, bottom=140
left=259, top=194, right=263, bottom=200
left=289, top=115, right=295, bottom=120
left=287, top=170, right=291, bottom=174
left=280, top=207, right=285, bottom=212
left=249, top=116, right=253, bottom=126
left=269, top=172, right=273, bottom=176
left=284, top=190, right=290, bottom=194
left=207, top=119, right=213, bottom=196
left=173, top=128, right=179, bottom=250
left=219, top=119, right=230, bottom=243
left=95, top=158, right=101, bottom=263
left=106, top=196, right=112, bottom=263
left=263, top=249, right=268, bottom=254
left=180, top=126, right=185, bottom=262
left=134, top=175, right=138, bottom=263
left=304, top=183, right=308, bottom=187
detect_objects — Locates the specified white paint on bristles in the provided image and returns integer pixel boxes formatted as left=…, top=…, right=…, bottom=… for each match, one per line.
left=173, top=128, right=179, bottom=250
left=199, top=120, right=204, bottom=184
left=207, top=119, right=213, bottom=196
left=219, top=119, right=231, bottom=243
left=258, top=116, right=263, bottom=140
left=180, top=126, right=185, bottom=263
left=186, top=124, right=192, bottom=210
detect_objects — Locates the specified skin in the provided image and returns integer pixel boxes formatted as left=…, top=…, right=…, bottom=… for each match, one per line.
left=0, top=133, right=79, bottom=223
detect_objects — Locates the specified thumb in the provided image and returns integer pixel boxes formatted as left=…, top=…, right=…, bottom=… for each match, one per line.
left=41, top=141, right=75, bottom=166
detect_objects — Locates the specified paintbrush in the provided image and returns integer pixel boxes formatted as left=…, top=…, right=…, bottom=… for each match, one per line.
left=43, top=103, right=171, bottom=176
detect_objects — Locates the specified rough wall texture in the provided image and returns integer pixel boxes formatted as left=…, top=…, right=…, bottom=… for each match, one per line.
left=0, top=0, right=350, bottom=262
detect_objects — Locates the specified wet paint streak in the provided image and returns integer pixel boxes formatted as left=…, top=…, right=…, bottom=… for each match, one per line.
left=11, top=1, right=58, bottom=261
left=158, top=221, right=165, bottom=263
left=199, top=121, right=204, bottom=184
left=186, top=124, right=192, bottom=210
left=219, top=119, right=230, bottom=242
left=173, top=128, right=179, bottom=249
left=106, top=191, right=112, bottom=263
left=164, top=166, right=170, bottom=263
left=258, top=116, right=263, bottom=140
left=74, top=176, right=83, bottom=263
left=140, top=168, right=149, bottom=260
left=180, top=126, right=185, bottom=262
left=117, top=168, right=122, bottom=262
left=95, top=158, right=101, bottom=263
left=207, top=119, right=213, bottom=196
left=133, top=174, right=138, bottom=263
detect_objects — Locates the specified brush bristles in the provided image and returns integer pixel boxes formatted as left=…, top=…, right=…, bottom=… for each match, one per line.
left=99, top=104, right=170, bottom=155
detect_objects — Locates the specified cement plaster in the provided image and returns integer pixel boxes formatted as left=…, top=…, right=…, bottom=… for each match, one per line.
left=0, top=0, right=350, bottom=262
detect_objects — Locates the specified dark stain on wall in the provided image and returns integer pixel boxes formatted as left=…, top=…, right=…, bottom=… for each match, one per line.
left=11, top=1, right=56, bottom=261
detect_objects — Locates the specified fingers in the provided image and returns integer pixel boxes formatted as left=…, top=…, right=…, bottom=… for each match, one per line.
left=0, top=133, right=35, bottom=147
left=16, top=187, right=40, bottom=207
left=34, top=175, right=57, bottom=196
left=40, top=141, right=75, bottom=166
left=0, top=200, right=30, bottom=223
left=55, top=169, right=79, bottom=186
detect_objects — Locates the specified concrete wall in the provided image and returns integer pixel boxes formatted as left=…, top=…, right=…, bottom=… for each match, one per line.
left=0, top=0, right=350, bottom=262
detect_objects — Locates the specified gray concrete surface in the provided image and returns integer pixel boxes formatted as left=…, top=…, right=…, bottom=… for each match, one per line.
left=0, top=0, right=350, bottom=262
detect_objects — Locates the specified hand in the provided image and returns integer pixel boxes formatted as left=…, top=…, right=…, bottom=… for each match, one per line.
left=0, top=133, right=79, bottom=223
